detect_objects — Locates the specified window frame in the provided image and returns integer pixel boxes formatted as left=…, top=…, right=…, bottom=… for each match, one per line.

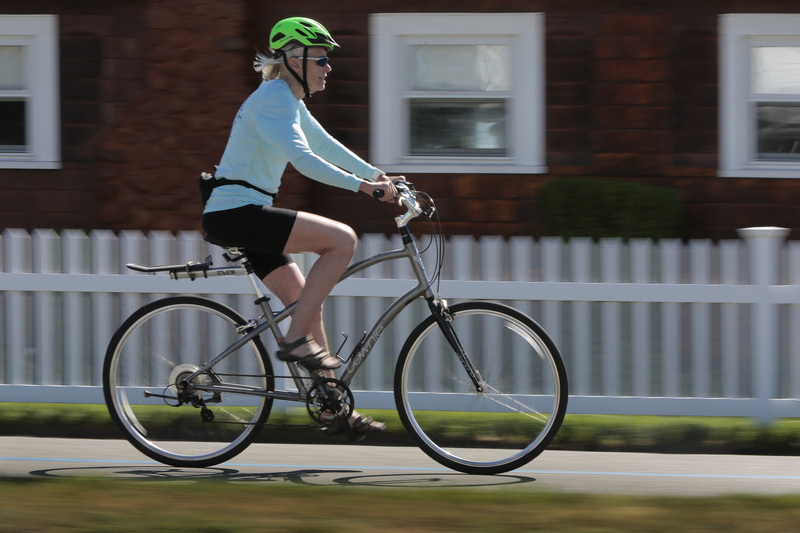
left=719, top=14, right=800, bottom=178
left=0, top=15, right=60, bottom=170
left=370, top=13, right=546, bottom=174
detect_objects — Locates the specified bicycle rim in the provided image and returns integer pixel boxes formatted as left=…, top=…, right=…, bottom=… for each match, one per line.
left=395, top=301, right=568, bottom=475
left=103, top=296, right=274, bottom=467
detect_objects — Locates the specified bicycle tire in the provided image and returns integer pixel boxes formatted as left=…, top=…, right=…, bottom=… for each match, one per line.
left=394, top=301, right=568, bottom=475
left=103, top=296, right=274, bottom=467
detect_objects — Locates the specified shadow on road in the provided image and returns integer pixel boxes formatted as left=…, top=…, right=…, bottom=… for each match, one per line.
left=28, top=465, right=536, bottom=488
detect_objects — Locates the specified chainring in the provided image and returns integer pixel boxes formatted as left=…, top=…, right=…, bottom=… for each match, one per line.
left=305, top=377, right=354, bottom=426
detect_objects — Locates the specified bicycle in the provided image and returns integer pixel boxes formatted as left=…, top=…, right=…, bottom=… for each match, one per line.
left=102, top=181, right=568, bottom=475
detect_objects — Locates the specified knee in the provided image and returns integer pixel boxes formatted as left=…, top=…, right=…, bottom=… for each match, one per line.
left=344, top=225, right=358, bottom=252
left=333, top=224, right=357, bottom=255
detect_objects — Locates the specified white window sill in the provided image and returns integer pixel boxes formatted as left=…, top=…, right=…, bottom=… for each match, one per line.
left=380, top=162, right=548, bottom=174
left=719, top=167, right=800, bottom=179
left=0, top=160, right=61, bottom=170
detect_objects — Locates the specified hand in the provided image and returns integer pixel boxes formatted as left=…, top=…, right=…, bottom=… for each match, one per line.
left=360, top=174, right=405, bottom=202
left=376, top=173, right=405, bottom=184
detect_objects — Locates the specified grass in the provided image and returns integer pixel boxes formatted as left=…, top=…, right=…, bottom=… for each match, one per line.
left=1, top=404, right=799, bottom=531
left=1, top=402, right=799, bottom=454
left=553, top=414, right=800, bottom=454
left=0, top=478, right=799, bottom=532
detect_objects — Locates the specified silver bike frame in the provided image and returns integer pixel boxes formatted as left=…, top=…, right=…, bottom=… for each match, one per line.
left=182, top=186, right=441, bottom=402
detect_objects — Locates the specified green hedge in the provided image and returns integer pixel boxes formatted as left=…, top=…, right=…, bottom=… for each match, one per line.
left=2, top=404, right=799, bottom=455
left=539, top=178, right=681, bottom=240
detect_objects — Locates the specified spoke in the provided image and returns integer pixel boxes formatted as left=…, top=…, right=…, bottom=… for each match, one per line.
left=151, top=349, right=178, bottom=369
left=217, top=406, right=254, bottom=425
left=448, top=360, right=552, bottom=423
left=479, top=382, right=550, bottom=424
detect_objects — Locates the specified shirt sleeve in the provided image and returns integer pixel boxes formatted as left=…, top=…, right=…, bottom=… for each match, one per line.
left=298, top=103, right=382, bottom=181
left=254, top=90, right=375, bottom=193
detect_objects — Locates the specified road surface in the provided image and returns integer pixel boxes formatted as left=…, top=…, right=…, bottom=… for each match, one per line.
left=1, top=437, right=798, bottom=495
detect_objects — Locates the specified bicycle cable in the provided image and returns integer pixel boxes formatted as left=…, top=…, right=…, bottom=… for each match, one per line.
left=416, top=190, right=446, bottom=293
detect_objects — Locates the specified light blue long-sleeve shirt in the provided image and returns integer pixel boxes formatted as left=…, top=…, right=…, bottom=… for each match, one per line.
left=204, top=78, right=380, bottom=213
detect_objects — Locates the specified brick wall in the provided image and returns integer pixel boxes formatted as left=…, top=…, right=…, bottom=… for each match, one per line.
left=0, top=0, right=147, bottom=230
left=543, top=3, right=800, bottom=239
left=97, top=0, right=251, bottom=233
left=255, top=0, right=800, bottom=240
left=2, top=0, right=800, bottom=239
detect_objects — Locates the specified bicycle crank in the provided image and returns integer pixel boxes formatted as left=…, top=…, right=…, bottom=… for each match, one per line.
left=305, top=377, right=354, bottom=426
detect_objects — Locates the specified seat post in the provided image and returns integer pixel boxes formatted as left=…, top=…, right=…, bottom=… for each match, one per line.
left=203, top=233, right=285, bottom=340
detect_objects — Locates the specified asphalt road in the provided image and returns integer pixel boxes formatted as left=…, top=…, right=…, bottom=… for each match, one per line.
left=1, top=437, right=798, bottom=495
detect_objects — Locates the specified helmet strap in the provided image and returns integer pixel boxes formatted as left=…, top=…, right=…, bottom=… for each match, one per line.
left=280, top=47, right=312, bottom=99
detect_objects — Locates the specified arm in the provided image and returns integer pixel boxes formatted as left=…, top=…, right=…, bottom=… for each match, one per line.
left=299, top=103, right=382, bottom=181
left=300, top=103, right=402, bottom=201
left=255, top=90, right=366, bottom=192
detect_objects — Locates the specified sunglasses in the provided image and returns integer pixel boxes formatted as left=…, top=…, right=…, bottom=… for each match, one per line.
left=304, top=56, right=330, bottom=67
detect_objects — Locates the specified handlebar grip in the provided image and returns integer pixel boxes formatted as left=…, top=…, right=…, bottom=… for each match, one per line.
left=373, top=189, right=385, bottom=199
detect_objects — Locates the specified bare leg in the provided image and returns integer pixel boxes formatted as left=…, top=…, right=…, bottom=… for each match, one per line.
left=264, top=263, right=338, bottom=384
left=263, top=220, right=383, bottom=434
left=263, top=262, right=328, bottom=352
left=280, top=211, right=356, bottom=349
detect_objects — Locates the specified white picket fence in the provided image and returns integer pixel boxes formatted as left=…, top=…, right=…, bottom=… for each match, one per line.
left=0, top=226, right=799, bottom=423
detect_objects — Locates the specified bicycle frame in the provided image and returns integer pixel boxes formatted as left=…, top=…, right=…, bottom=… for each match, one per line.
left=180, top=190, right=460, bottom=404
left=336, top=227, right=437, bottom=383
left=110, top=182, right=567, bottom=475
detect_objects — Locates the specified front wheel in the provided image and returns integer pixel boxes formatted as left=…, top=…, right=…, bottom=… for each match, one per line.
left=394, top=301, right=568, bottom=475
left=103, top=296, right=274, bottom=467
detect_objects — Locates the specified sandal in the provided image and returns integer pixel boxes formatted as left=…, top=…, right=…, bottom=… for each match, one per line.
left=321, top=414, right=386, bottom=442
left=276, top=335, right=342, bottom=371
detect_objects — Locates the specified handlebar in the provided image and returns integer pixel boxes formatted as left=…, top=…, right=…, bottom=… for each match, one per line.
left=371, top=179, right=431, bottom=227
left=372, top=179, right=411, bottom=198
left=372, top=179, right=412, bottom=200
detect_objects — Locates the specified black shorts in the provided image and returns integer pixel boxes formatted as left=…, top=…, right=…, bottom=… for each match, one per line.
left=202, top=204, right=297, bottom=279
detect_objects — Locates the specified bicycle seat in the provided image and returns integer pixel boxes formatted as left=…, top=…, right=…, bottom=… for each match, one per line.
left=204, top=234, right=248, bottom=262
left=204, top=234, right=238, bottom=249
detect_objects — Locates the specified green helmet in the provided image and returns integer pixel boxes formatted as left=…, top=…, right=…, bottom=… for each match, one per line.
left=269, top=17, right=340, bottom=51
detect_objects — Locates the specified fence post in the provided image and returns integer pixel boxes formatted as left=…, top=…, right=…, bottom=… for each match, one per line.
left=32, top=229, right=60, bottom=385
left=90, top=230, right=117, bottom=386
left=738, top=226, right=789, bottom=424
left=63, top=230, right=90, bottom=385
left=3, top=229, right=31, bottom=386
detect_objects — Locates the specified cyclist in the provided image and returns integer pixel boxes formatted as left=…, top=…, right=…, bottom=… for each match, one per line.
left=202, top=17, right=400, bottom=437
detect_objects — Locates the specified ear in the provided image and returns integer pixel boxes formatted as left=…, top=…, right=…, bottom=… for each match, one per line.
left=287, top=56, right=303, bottom=73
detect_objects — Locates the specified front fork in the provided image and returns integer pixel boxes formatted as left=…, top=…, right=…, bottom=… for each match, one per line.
left=427, top=297, right=485, bottom=393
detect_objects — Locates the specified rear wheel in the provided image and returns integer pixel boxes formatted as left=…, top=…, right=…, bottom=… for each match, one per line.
left=103, top=296, right=274, bottom=467
left=395, top=301, right=568, bottom=475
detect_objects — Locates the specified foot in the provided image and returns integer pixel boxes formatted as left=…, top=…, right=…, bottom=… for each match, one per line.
left=276, top=335, right=342, bottom=371
left=321, top=414, right=385, bottom=441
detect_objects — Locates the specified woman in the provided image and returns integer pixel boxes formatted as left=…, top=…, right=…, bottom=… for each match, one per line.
left=202, top=17, right=401, bottom=437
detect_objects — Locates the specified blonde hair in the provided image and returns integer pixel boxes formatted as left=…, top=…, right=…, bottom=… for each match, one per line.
left=253, top=50, right=282, bottom=81
left=253, top=43, right=307, bottom=81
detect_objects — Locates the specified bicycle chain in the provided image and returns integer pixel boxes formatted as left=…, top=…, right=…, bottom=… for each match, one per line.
left=195, top=373, right=352, bottom=429
left=205, top=417, right=325, bottom=429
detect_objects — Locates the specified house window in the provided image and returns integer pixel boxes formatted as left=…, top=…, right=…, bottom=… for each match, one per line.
left=0, top=15, right=60, bottom=169
left=370, top=13, right=545, bottom=174
left=720, top=14, right=800, bottom=178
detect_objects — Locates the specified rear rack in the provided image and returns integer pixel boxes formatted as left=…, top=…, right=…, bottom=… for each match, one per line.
left=126, top=256, right=246, bottom=280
